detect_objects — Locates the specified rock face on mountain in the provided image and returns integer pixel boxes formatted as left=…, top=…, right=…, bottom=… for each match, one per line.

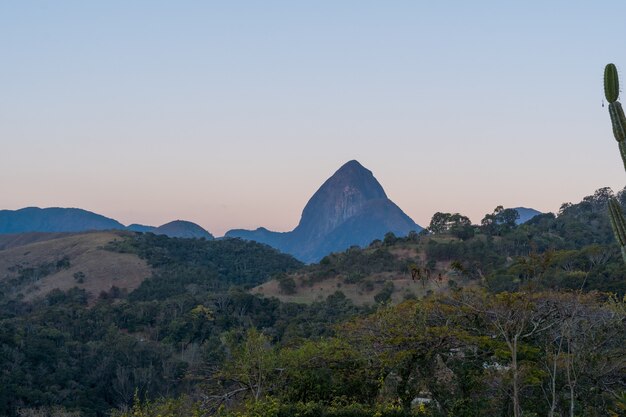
left=226, top=160, right=422, bottom=262
left=513, top=207, right=542, bottom=224
left=0, top=207, right=126, bottom=234
left=152, top=220, right=214, bottom=239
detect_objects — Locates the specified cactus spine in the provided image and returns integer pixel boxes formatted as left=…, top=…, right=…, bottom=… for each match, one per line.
left=604, top=64, right=626, bottom=171
left=604, top=64, right=626, bottom=263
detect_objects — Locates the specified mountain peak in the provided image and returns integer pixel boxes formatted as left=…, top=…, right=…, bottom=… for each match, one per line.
left=337, top=159, right=366, bottom=171
left=227, top=160, right=422, bottom=263
left=295, top=161, right=388, bottom=238
left=330, top=160, right=378, bottom=186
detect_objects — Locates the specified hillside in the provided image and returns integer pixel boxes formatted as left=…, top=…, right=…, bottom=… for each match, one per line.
left=0, top=231, right=151, bottom=302
left=0, top=231, right=74, bottom=250
left=254, top=187, right=626, bottom=305
left=0, top=231, right=302, bottom=304
left=252, top=237, right=468, bottom=305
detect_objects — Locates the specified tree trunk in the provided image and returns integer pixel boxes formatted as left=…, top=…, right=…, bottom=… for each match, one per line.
left=512, top=337, right=522, bottom=417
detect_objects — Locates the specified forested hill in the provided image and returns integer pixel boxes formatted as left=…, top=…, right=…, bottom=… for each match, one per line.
left=255, top=187, right=626, bottom=305
left=0, top=233, right=310, bottom=416
left=105, top=232, right=303, bottom=299
left=0, top=231, right=303, bottom=304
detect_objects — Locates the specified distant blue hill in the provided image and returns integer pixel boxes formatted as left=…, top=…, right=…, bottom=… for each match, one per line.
left=513, top=207, right=542, bottom=224
left=0, top=207, right=213, bottom=239
left=0, top=207, right=126, bottom=234
left=152, top=220, right=214, bottom=239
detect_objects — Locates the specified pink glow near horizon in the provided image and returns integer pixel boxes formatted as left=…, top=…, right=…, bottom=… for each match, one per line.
left=2, top=2, right=625, bottom=236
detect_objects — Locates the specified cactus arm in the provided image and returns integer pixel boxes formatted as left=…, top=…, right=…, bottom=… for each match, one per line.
left=619, top=142, right=626, bottom=172
left=605, top=63, right=620, bottom=103
left=609, top=102, right=626, bottom=142
left=608, top=198, right=626, bottom=263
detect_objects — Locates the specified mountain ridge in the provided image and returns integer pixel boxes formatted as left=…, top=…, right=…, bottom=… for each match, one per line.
left=0, top=207, right=213, bottom=239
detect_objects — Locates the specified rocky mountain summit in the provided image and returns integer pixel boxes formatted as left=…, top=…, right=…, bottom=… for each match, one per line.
left=227, top=160, right=422, bottom=262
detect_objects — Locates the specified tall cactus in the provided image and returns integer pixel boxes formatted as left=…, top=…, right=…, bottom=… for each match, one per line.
left=604, top=63, right=626, bottom=263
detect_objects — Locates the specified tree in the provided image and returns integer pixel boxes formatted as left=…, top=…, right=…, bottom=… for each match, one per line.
left=429, top=212, right=453, bottom=234
left=481, top=206, right=520, bottom=236
left=429, top=212, right=473, bottom=239
left=217, top=328, right=278, bottom=403
left=460, top=290, right=558, bottom=417
left=448, top=213, right=475, bottom=240
left=278, top=276, right=297, bottom=295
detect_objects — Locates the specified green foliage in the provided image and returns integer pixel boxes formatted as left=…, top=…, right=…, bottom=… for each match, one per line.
left=480, top=206, right=519, bottom=236
left=103, top=284, right=625, bottom=417
left=422, top=188, right=626, bottom=294
left=278, top=338, right=378, bottom=404
left=104, top=233, right=303, bottom=300
left=299, top=245, right=409, bottom=287
left=277, top=276, right=297, bottom=294
left=217, top=397, right=430, bottom=417
left=428, top=212, right=474, bottom=240
left=111, top=393, right=201, bottom=417
left=219, top=328, right=278, bottom=401
left=0, top=281, right=365, bottom=416
left=4, top=191, right=626, bottom=417
left=374, top=281, right=395, bottom=304
left=383, top=232, right=398, bottom=246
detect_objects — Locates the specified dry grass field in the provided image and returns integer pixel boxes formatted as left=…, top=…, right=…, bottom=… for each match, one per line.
left=0, top=231, right=152, bottom=302
left=251, top=254, right=470, bottom=306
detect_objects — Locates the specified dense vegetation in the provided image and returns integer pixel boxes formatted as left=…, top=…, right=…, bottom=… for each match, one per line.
left=106, top=233, right=303, bottom=299
left=1, top=189, right=626, bottom=417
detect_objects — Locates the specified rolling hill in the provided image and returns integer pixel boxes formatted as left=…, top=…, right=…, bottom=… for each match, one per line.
left=0, top=231, right=151, bottom=302
left=0, top=207, right=125, bottom=234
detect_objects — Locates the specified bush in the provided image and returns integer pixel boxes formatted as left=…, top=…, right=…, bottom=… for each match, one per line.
left=374, top=281, right=394, bottom=304
left=278, top=276, right=297, bottom=295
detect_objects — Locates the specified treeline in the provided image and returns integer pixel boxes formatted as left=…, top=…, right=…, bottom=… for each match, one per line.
left=423, top=187, right=626, bottom=295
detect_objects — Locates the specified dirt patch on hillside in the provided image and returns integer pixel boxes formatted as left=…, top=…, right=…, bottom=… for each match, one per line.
left=252, top=270, right=459, bottom=306
left=0, top=231, right=151, bottom=302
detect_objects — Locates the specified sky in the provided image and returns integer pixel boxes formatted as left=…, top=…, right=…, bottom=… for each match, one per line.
left=2, top=1, right=626, bottom=236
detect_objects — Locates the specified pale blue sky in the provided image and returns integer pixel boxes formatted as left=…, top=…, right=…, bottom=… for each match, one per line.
left=2, top=1, right=625, bottom=235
